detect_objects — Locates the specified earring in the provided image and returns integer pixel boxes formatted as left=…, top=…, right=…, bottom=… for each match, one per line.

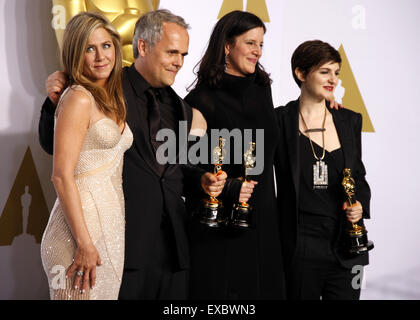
left=224, top=54, right=228, bottom=72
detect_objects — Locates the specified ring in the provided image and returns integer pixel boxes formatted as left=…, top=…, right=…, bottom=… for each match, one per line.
left=76, top=270, right=84, bottom=277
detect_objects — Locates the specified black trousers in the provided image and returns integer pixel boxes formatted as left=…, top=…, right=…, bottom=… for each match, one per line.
left=118, top=220, right=188, bottom=300
left=287, top=212, right=361, bottom=300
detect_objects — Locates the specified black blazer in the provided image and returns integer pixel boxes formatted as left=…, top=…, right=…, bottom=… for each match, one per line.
left=38, top=66, right=204, bottom=271
left=122, top=66, right=199, bottom=270
left=274, top=98, right=371, bottom=270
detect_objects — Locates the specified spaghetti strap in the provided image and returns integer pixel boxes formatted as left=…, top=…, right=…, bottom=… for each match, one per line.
left=55, top=85, right=96, bottom=127
left=54, top=87, right=71, bottom=118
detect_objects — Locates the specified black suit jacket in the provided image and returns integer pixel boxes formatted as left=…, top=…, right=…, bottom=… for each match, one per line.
left=122, top=66, right=202, bottom=270
left=38, top=66, right=204, bottom=271
left=274, top=98, right=371, bottom=270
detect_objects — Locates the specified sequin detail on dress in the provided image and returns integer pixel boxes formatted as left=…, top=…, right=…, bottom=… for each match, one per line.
left=40, top=85, right=133, bottom=300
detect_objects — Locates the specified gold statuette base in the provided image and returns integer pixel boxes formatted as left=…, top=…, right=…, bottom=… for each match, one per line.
left=347, top=225, right=374, bottom=254
left=231, top=202, right=253, bottom=229
left=199, top=198, right=227, bottom=228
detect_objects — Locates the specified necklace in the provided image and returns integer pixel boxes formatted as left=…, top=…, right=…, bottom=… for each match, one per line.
left=299, top=106, right=328, bottom=189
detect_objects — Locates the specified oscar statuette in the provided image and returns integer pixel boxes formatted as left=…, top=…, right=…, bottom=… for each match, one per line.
left=199, top=137, right=227, bottom=227
left=342, top=168, right=374, bottom=254
left=51, top=0, right=159, bottom=66
left=231, top=142, right=256, bottom=229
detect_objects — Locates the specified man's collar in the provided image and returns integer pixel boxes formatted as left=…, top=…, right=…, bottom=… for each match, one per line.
left=127, top=63, right=178, bottom=103
left=127, top=64, right=152, bottom=97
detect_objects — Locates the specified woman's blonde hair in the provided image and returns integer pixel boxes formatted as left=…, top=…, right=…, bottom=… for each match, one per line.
left=61, top=12, right=126, bottom=124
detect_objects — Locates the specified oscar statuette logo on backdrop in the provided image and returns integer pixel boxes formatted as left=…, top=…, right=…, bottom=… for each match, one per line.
left=335, top=45, right=374, bottom=132
left=0, top=147, right=50, bottom=299
left=0, top=147, right=49, bottom=245
left=218, top=0, right=270, bottom=22
left=51, top=0, right=160, bottom=66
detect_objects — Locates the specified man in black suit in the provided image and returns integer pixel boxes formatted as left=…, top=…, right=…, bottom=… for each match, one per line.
left=39, top=9, right=226, bottom=299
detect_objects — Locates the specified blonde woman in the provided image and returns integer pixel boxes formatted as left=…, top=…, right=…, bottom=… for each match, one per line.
left=41, top=12, right=133, bottom=300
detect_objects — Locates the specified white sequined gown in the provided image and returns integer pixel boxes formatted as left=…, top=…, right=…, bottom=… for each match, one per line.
left=41, top=86, right=133, bottom=300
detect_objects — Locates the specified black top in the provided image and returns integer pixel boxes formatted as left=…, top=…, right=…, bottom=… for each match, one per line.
left=298, top=133, right=344, bottom=220
left=184, top=72, right=285, bottom=299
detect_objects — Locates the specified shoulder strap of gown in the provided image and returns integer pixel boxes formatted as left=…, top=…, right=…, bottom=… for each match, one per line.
left=55, top=85, right=96, bottom=127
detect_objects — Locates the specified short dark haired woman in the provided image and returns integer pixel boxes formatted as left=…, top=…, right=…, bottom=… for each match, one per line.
left=274, top=40, right=372, bottom=300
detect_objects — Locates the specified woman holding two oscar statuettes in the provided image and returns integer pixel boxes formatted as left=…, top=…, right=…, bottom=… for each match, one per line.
left=274, top=40, right=372, bottom=300
left=184, top=11, right=286, bottom=299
